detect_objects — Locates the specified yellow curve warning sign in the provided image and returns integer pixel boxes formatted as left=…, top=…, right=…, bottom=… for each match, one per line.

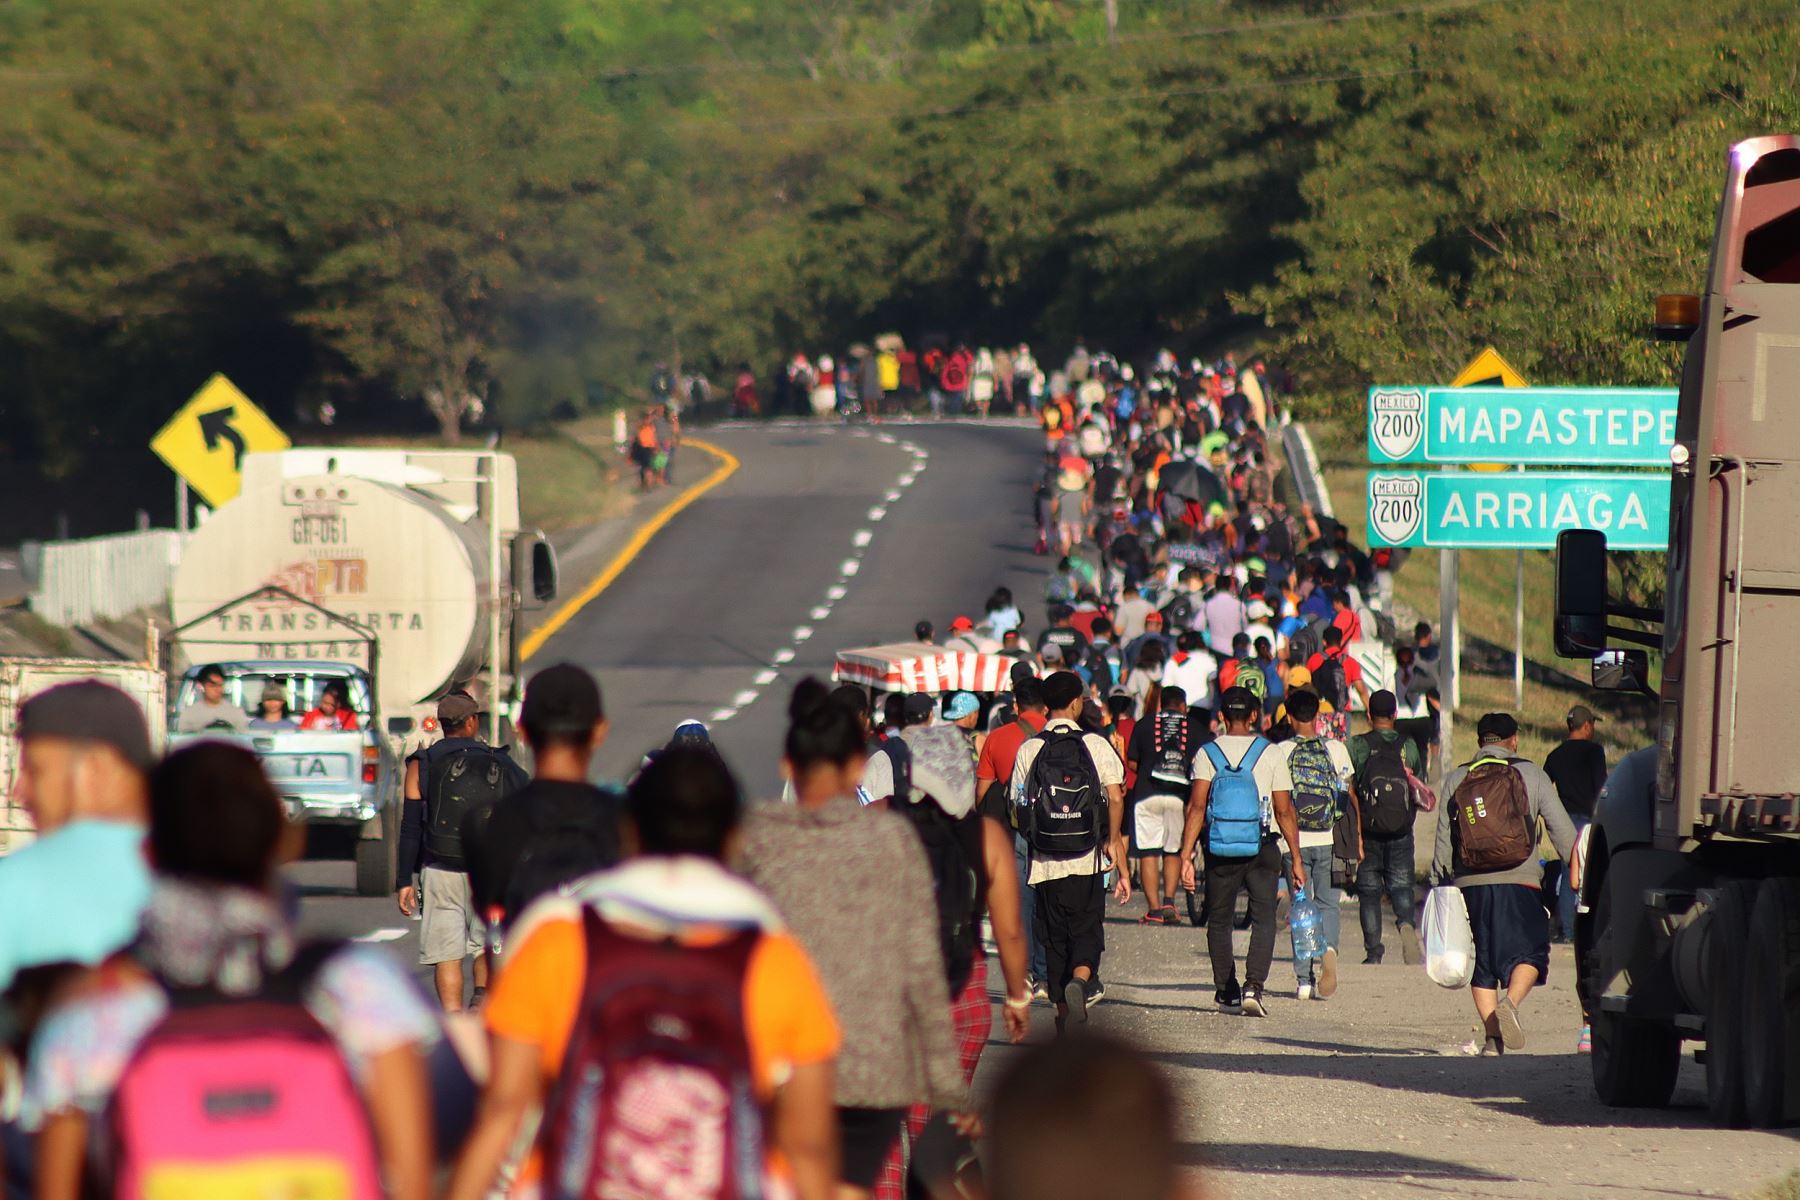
left=150, top=374, right=291, bottom=508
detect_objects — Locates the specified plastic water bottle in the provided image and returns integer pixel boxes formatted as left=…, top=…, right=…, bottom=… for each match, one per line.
left=1290, top=886, right=1323, bottom=964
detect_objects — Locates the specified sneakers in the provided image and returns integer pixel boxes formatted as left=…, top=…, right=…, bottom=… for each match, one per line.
left=1296, top=982, right=1315, bottom=1001
left=1399, top=923, right=1423, bottom=966
left=1576, top=1024, right=1592, bottom=1054
left=1241, top=983, right=1268, bottom=1018
left=1362, top=947, right=1385, bottom=965
left=1086, top=977, right=1106, bottom=1005
left=1063, top=979, right=1089, bottom=1028
left=1459, top=1035, right=1504, bottom=1056
left=1316, top=947, right=1339, bottom=998
left=1495, top=996, right=1526, bottom=1049
left=1029, top=977, right=1050, bottom=1003
left=1215, top=982, right=1243, bottom=1013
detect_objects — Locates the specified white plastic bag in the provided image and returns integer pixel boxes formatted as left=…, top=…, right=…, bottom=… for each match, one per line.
left=1423, top=886, right=1476, bottom=989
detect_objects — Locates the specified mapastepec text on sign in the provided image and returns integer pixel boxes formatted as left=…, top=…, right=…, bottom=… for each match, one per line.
left=150, top=374, right=291, bottom=508
left=1366, top=470, right=1670, bottom=550
left=1366, top=386, right=1677, bottom=466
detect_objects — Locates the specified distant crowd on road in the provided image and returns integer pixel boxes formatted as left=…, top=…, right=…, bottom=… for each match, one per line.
left=0, top=347, right=1620, bottom=1200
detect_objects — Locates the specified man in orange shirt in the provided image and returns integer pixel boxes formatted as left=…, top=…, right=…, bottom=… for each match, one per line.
left=447, top=750, right=841, bottom=1200
left=977, top=678, right=1050, bottom=999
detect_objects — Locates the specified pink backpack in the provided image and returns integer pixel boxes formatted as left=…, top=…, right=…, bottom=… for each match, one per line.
left=108, top=944, right=382, bottom=1200
left=538, top=908, right=765, bottom=1200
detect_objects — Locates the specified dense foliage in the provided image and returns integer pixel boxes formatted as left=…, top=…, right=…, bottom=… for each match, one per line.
left=0, top=0, right=1796, bottom=495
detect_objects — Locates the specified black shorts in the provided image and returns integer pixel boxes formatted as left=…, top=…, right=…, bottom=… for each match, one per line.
left=1033, top=871, right=1106, bottom=992
left=836, top=1106, right=906, bottom=1189
left=1463, top=883, right=1551, bottom=990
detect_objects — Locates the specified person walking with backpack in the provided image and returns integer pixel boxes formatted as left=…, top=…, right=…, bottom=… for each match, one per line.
left=1432, top=712, right=1577, bottom=1055
left=1273, top=689, right=1359, bottom=999
left=1306, top=626, right=1369, bottom=738
left=1348, top=691, right=1424, bottom=965
left=741, top=682, right=970, bottom=1198
left=27, top=743, right=437, bottom=1200
left=1009, top=670, right=1130, bottom=1031
left=1124, top=685, right=1197, bottom=925
left=977, top=678, right=1052, bottom=999
left=1178, top=687, right=1304, bottom=1017
left=875, top=723, right=1030, bottom=1200
left=461, top=664, right=622, bottom=948
left=397, top=692, right=528, bottom=1010
left=450, top=748, right=841, bottom=1200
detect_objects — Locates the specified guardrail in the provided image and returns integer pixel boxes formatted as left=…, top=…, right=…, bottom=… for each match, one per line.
left=29, top=529, right=185, bottom=626
left=1281, top=421, right=1335, bottom=518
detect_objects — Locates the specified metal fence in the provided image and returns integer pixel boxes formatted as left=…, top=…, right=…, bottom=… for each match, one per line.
left=1281, top=422, right=1336, bottom=519
left=29, top=529, right=185, bottom=626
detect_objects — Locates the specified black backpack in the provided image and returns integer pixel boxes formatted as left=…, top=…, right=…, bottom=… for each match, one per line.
left=1311, top=649, right=1349, bottom=711
left=424, top=743, right=518, bottom=869
left=495, top=786, right=623, bottom=927
left=1023, top=730, right=1104, bottom=856
left=1145, top=712, right=1192, bottom=792
left=880, top=736, right=914, bottom=805
left=1357, top=735, right=1413, bottom=835
left=1287, top=616, right=1327, bottom=667
left=897, top=797, right=983, bottom=993
left=1160, top=593, right=1195, bottom=632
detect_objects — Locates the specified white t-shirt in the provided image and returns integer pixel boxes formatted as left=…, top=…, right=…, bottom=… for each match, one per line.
left=1191, top=734, right=1292, bottom=834
left=1271, top=736, right=1354, bottom=849
left=1010, top=719, right=1126, bottom=884
left=1162, top=650, right=1219, bottom=711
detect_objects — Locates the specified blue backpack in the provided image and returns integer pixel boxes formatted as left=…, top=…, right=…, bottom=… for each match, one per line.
left=1202, top=737, right=1270, bottom=858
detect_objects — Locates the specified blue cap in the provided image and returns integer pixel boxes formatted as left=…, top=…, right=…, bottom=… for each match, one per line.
left=944, top=692, right=980, bottom=721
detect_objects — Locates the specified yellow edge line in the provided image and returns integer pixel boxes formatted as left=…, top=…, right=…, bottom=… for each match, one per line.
left=520, top=436, right=741, bottom=662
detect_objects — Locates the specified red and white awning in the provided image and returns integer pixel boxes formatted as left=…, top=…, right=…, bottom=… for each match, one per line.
left=832, top=643, right=1014, bottom=694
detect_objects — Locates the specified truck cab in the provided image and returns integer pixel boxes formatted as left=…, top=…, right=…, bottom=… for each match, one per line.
left=168, top=661, right=401, bottom=895
left=1554, top=135, right=1800, bottom=1128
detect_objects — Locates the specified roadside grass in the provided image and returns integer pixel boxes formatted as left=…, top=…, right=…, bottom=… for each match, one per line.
left=1307, top=417, right=1658, bottom=764
left=1744, top=1170, right=1800, bottom=1200
left=305, top=420, right=630, bottom=533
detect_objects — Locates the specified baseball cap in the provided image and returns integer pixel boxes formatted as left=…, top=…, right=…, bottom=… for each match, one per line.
left=1246, top=599, right=1273, bottom=620
left=949, top=615, right=975, bottom=633
left=944, top=692, right=980, bottom=721
left=260, top=681, right=287, bottom=703
left=903, top=692, right=937, bottom=725
left=1040, top=642, right=1065, bottom=662
left=520, top=663, right=604, bottom=735
left=1144, top=610, right=1164, bottom=626
left=1567, top=704, right=1601, bottom=729
left=1286, top=665, right=1313, bottom=689
left=17, top=681, right=153, bottom=769
left=437, top=691, right=480, bottom=725
left=1219, top=686, right=1259, bottom=718
left=1477, top=712, right=1520, bottom=743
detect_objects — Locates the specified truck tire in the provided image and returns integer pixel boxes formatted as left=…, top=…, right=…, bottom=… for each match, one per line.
left=1706, top=880, right=1757, bottom=1127
left=1743, top=877, right=1800, bottom=1128
left=1589, top=884, right=1680, bottom=1108
left=355, top=802, right=399, bottom=898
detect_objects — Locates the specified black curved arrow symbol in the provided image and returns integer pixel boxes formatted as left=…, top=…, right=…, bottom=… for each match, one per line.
left=198, top=407, right=247, bottom=471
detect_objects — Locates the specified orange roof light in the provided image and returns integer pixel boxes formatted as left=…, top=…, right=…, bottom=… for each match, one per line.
left=1653, top=293, right=1700, bottom=342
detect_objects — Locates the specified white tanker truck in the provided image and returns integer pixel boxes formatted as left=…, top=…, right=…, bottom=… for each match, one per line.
left=166, top=446, right=557, bottom=894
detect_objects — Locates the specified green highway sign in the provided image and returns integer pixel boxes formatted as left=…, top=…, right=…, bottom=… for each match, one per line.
left=1366, top=470, right=1670, bottom=550
left=1367, top=386, right=1677, bottom=466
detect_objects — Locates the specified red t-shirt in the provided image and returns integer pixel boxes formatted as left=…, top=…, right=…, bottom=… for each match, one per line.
left=298, top=708, right=359, bottom=732
left=976, top=711, right=1048, bottom=786
left=1305, top=648, right=1363, bottom=687
left=1331, top=607, right=1363, bottom=645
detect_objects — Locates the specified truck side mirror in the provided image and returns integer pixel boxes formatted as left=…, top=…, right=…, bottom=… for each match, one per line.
left=1554, top=529, right=1610, bottom=657
left=531, top=539, right=558, bottom=603
left=1592, top=649, right=1649, bottom=692
left=513, top=531, right=558, bottom=605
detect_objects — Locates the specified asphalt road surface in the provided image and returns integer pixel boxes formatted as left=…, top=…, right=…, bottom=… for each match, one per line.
left=292, top=418, right=1048, bottom=949
left=290, top=420, right=1800, bottom=1198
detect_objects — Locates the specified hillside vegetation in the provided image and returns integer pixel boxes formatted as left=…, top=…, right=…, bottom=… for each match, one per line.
left=0, top=0, right=1795, bottom=529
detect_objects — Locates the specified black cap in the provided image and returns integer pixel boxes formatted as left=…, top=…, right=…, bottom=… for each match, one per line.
left=1477, top=712, right=1519, bottom=744
left=437, top=691, right=479, bottom=725
left=902, top=692, right=936, bottom=725
left=1368, top=690, right=1398, bottom=720
left=17, top=681, right=153, bottom=769
left=1566, top=704, right=1601, bottom=729
left=520, top=663, right=604, bottom=735
left=1219, top=686, right=1259, bottom=718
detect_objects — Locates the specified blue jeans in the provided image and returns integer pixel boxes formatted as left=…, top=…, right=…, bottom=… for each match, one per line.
left=1294, top=844, right=1340, bottom=983
left=1015, top=834, right=1048, bottom=981
left=1358, top=831, right=1416, bottom=957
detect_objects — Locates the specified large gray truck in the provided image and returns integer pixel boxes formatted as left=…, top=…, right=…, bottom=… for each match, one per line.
left=1555, top=134, right=1800, bottom=1127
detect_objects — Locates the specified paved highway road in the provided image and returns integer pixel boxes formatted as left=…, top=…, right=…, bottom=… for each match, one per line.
left=294, top=419, right=1047, bottom=944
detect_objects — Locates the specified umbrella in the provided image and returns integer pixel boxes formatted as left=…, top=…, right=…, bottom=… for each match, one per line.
left=1158, top=459, right=1227, bottom=507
